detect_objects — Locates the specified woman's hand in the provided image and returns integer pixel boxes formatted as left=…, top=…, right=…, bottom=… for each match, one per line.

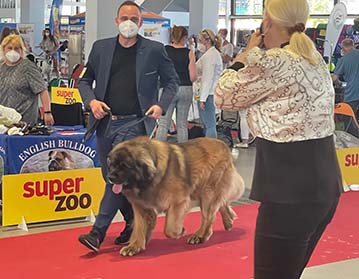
left=44, top=113, right=55, bottom=126
left=233, top=30, right=263, bottom=65
left=200, top=102, right=206, bottom=110
left=246, top=30, right=263, bottom=50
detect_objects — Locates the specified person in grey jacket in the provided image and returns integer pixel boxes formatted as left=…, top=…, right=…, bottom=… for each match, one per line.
left=78, top=1, right=178, bottom=252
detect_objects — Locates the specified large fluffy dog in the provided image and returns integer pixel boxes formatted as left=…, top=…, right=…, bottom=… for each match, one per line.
left=107, top=137, right=245, bottom=256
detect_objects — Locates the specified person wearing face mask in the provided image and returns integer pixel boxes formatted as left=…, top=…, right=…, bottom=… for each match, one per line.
left=196, top=29, right=223, bottom=138
left=39, top=27, right=59, bottom=77
left=0, top=34, right=54, bottom=126
left=215, top=0, right=342, bottom=278
left=77, top=1, right=178, bottom=253
left=332, top=38, right=359, bottom=119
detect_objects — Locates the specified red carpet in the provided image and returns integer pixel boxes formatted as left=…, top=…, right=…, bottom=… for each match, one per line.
left=0, top=192, right=358, bottom=279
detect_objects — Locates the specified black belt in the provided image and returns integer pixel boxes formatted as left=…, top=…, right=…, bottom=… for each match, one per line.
left=83, top=110, right=148, bottom=142
left=111, top=114, right=138, bottom=120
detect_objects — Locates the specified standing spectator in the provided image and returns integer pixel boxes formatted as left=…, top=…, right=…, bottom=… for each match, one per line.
left=0, top=34, right=54, bottom=125
left=332, top=38, right=359, bottom=119
left=78, top=1, right=178, bottom=252
left=156, top=25, right=197, bottom=143
left=215, top=0, right=342, bottom=278
left=196, top=29, right=223, bottom=138
left=218, top=28, right=234, bottom=69
left=39, top=27, right=59, bottom=76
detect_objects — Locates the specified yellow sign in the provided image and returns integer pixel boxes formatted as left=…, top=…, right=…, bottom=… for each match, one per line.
left=51, top=87, right=83, bottom=105
left=336, top=147, right=359, bottom=187
left=2, top=168, right=105, bottom=226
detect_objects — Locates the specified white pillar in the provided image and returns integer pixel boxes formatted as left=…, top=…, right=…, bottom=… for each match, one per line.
left=189, top=0, right=219, bottom=36
left=84, top=0, right=125, bottom=61
left=20, top=0, right=45, bottom=50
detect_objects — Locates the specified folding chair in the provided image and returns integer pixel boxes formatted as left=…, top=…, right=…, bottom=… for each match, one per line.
left=334, top=103, right=359, bottom=137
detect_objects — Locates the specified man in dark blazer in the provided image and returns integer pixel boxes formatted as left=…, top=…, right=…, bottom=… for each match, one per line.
left=78, top=1, right=179, bottom=252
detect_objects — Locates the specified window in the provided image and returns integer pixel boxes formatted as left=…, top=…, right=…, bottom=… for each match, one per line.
left=340, top=0, right=359, bottom=15
left=234, top=0, right=263, bottom=16
left=233, top=18, right=261, bottom=46
left=219, top=0, right=228, bottom=16
left=307, top=0, right=334, bottom=15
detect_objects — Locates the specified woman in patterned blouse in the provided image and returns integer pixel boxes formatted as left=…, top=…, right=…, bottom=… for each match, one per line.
left=215, top=0, right=342, bottom=278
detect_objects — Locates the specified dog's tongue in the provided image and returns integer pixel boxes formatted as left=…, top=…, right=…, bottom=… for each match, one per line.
left=112, top=184, right=123, bottom=194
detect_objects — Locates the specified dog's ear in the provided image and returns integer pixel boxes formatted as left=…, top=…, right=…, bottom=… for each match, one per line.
left=62, top=151, right=74, bottom=162
left=135, top=156, right=157, bottom=185
left=49, top=151, right=54, bottom=159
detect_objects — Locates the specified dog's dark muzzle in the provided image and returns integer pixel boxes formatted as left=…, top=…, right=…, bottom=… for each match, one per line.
left=48, top=159, right=61, bottom=171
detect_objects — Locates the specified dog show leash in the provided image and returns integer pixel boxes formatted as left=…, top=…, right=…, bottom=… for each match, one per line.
left=83, top=109, right=158, bottom=142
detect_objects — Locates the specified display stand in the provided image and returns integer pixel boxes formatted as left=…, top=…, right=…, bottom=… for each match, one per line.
left=17, top=216, right=29, bottom=232
left=85, top=209, right=96, bottom=224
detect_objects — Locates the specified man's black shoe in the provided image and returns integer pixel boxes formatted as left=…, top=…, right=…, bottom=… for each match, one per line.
left=114, top=223, right=133, bottom=245
left=78, top=230, right=101, bottom=252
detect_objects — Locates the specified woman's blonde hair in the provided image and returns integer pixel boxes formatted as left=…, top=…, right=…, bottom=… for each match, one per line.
left=199, top=29, right=222, bottom=52
left=265, top=0, right=319, bottom=65
left=0, top=34, right=27, bottom=59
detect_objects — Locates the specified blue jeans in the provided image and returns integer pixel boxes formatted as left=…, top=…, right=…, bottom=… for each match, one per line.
left=94, top=116, right=145, bottom=242
left=156, top=86, right=193, bottom=143
left=198, top=95, right=217, bottom=138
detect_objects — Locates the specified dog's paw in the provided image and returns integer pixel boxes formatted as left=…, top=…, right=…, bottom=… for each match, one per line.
left=165, top=227, right=186, bottom=239
left=223, top=220, right=233, bottom=231
left=187, top=234, right=205, bottom=245
left=120, top=245, right=143, bottom=256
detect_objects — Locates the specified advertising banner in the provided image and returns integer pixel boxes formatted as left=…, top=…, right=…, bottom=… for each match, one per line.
left=0, top=135, right=7, bottom=194
left=6, top=132, right=99, bottom=175
left=49, top=0, right=64, bottom=42
left=336, top=147, right=359, bottom=188
left=51, top=87, right=83, bottom=105
left=324, top=2, right=347, bottom=57
left=17, top=23, right=35, bottom=52
left=2, top=168, right=105, bottom=226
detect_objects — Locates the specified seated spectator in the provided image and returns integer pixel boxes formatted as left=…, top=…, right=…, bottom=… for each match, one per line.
left=0, top=34, right=54, bottom=125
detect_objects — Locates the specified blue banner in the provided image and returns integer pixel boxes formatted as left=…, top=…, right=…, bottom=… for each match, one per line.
left=0, top=135, right=8, bottom=195
left=4, top=129, right=99, bottom=175
left=49, top=0, right=63, bottom=41
left=0, top=23, right=17, bottom=35
left=69, top=16, right=85, bottom=26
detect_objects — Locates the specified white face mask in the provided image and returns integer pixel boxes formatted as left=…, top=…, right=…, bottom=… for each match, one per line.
left=197, top=43, right=206, bottom=53
left=5, top=50, right=21, bottom=63
left=118, top=20, right=139, bottom=39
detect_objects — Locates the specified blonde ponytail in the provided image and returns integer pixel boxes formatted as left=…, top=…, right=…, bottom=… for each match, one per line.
left=289, top=31, right=319, bottom=65
left=214, top=35, right=223, bottom=52
left=265, top=0, right=319, bottom=65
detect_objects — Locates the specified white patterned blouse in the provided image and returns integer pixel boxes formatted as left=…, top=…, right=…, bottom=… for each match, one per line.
left=215, top=46, right=335, bottom=143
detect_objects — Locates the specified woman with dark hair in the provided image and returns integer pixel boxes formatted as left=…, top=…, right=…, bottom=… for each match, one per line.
left=40, top=27, right=59, bottom=76
left=156, top=25, right=197, bottom=143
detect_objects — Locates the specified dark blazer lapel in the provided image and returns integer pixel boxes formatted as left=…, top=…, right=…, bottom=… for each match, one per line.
left=101, top=37, right=117, bottom=99
left=136, top=36, right=147, bottom=91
